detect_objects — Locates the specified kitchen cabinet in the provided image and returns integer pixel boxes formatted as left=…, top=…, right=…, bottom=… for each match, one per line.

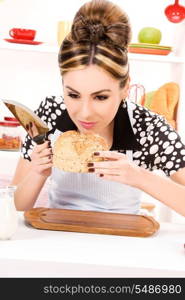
left=0, top=212, right=185, bottom=278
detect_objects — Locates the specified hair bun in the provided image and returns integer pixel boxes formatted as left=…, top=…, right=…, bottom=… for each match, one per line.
left=71, top=0, right=131, bottom=49
left=71, top=15, right=106, bottom=44
left=72, top=16, right=130, bottom=49
left=89, top=23, right=105, bottom=43
left=105, top=22, right=131, bottom=48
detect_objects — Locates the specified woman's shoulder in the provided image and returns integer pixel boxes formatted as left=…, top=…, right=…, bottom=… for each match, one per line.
left=127, top=100, right=185, bottom=176
left=127, top=100, right=160, bottom=120
left=128, top=100, right=177, bottom=144
left=35, top=95, right=65, bottom=113
left=34, top=95, right=66, bottom=130
left=126, top=100, right=168, bottom=132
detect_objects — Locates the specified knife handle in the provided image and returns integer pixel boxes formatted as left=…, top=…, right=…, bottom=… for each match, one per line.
left=33, top=134, right=46, bottom=145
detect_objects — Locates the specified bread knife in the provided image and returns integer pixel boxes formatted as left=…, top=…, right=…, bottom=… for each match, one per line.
left=1, top=98, right=49, bottom=144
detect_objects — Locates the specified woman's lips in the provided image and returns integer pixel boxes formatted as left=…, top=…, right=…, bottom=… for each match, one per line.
left=79, top=121, right=97, bottom=129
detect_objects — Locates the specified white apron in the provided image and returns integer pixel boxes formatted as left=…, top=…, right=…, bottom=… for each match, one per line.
left=48, top=101, right=143, bottom=214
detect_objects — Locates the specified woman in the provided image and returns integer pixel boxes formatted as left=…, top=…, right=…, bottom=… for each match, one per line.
left=12, top=0, right=185, bottom=216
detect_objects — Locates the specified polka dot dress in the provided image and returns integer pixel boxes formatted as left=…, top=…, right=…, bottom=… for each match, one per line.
left=21, top=96, right=185, bottom=177
left=128, top=102, right=185, bottom=176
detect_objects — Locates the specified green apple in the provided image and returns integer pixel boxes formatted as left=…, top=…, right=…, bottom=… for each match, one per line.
left=144, top=91, right=155, bottom=109
left=138, top=27, right=162, bottom=44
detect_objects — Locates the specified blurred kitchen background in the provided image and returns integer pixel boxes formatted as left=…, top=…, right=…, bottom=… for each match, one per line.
left=0, top=0, right=185, bottom=223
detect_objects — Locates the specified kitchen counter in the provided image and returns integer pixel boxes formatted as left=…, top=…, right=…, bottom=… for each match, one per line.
left=0, top=212, right=184, bottom=278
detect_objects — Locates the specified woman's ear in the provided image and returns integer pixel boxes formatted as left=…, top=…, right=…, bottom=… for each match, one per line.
left=120, top=77, right=130, bottom=99
left=62, top=78, right=65, bottom=99
left=125, top=77, right=130, bottom=93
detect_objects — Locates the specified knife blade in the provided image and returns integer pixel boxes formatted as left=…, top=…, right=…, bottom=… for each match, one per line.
left=1, top=98, right=49, bottom=144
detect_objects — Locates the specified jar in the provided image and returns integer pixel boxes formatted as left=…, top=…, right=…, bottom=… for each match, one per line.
left=0, top=186, right=18, bottom=240
left=0, top=121, right=22, bottom=151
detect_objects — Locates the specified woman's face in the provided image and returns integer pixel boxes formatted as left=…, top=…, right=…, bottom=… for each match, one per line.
left=62, top=64, right=129, bottom=136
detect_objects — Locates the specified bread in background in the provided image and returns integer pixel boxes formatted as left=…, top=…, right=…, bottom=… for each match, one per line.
left=139, top=82, right=179, bottom=129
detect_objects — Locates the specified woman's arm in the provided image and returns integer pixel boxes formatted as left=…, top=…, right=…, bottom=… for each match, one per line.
left=89, top=151, right=185, bottom=217
left=137, top=167, right=185, bottom=216
left=11, top=96, right=64, bottom=210
left=11, top=141, right=52, bottom=211
left=11, top=157, right=48, bottom=211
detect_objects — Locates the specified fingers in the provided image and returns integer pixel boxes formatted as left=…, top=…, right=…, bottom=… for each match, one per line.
left=39, top=147, right=53, bottom=158
left=31, top=141, right=52, bottom=159
left=31, top=121, right=40, bottom=137
left=97, top=174, right=123, bottom=183
left=93, top=168, right=121, bottom=176
left=88, top=152, right=127, bottom=169
left=37, top=155, right=53, bottom=166
left=94, top=151, right=127, bottom=160
left=88, top=151, right=129, bottom=182
left=30, top=140, right=53, bottom=177
left=36, top=163, right=53, bottom=174
left=34, top=141, right=51, bottom=153
left=88, top=161, right=119, bottom=170
left=26, top=121, right=39, bottom=138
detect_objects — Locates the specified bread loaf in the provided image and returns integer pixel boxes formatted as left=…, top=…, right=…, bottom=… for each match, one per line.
left=53, top=130, right=109, bottom=172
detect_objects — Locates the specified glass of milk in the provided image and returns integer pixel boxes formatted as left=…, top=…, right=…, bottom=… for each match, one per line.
left=0, top=186, right=18, bottom=240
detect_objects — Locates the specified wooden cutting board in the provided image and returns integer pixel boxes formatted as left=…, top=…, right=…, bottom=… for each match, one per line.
left=24, top=207, right=160, bottom=237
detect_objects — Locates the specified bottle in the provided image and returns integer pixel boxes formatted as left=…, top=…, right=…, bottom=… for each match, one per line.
left=0, top=186, right=18, bottom=240
left=57, top=20, right=72, bottom=46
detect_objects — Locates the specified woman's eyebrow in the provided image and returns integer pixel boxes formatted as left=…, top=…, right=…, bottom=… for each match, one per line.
left=66, top=86, right=111, bottom=95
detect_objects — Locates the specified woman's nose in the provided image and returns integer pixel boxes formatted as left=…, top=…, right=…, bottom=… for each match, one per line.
left=80, top=102, right=93, bottom=119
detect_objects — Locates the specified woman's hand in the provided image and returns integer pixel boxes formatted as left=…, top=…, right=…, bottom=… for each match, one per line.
left=88, top=151, right=142, bottom=188
left=30, top=141, right=53, bottom=178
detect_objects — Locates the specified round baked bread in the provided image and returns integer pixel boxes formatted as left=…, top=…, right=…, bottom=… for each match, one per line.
left=53, top=130, right=109, bottom=173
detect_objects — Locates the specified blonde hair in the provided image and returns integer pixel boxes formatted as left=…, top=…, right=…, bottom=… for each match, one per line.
left=58, top=0, right=131, bottom=88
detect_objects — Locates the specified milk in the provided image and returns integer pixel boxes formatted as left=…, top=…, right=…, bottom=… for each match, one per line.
left=0, top=186, right=18, bottom=240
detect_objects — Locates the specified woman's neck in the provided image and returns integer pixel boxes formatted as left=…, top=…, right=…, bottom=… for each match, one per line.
left=98, top=120, right=114, bottom=150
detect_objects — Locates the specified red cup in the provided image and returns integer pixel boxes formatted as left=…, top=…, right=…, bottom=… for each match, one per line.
left=9, top=28, right=36, bottom=40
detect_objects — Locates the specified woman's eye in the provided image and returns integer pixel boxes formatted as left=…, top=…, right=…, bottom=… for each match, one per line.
left=67, top=93, right=79, bottom=99
left=95, top=95, right=109, bottom=101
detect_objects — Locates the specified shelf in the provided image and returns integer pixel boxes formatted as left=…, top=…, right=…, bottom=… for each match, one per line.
left=0, top=40, right=59, bottom=54
left=128, top=53, right=185, bottom=64
left=0, top=40, right=184, bottom=63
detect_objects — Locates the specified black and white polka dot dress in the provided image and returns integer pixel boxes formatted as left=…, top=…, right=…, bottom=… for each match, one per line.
left=21, top=96, right=185, bottom=177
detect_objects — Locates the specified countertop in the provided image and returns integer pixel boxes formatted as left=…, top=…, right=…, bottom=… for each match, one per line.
left=0, top=212, right=184, bottom=278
